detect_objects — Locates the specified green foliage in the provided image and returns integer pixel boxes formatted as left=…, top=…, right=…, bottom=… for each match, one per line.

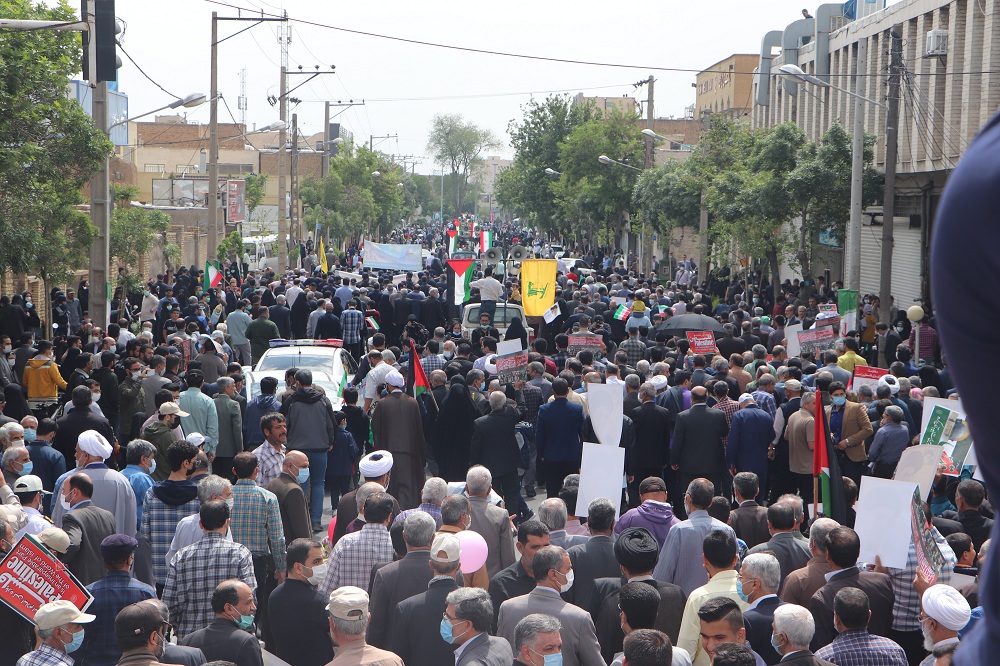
left=110, top=202, right=169, bottom=293
left=0, top=0, right=113, bottom=276
left=633, top=159, right=701, bottom=234
left=217, top=230, right=243, bottom=263
left=426, top=114, right=502, bottom=212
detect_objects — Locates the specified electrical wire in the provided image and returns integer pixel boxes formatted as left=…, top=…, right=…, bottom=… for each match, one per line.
left=290, top=81, right=641, bottom=103
left=118, top=44, right=180, bottom=99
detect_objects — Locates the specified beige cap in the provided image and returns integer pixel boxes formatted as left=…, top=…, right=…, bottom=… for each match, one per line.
left=326, top=586, right=369, bottom=620
left=158, top=402, right=189, bottom=417
left=39, top=527, right=71, bottom=554
left=783, top=379, right=802, bottom=392
left=430, top=534, right=461, bottom=563
left=34, top=599, right=96, bottom=630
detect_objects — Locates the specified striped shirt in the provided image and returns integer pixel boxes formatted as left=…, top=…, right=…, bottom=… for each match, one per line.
left=230, top=479, right=287, bottom=572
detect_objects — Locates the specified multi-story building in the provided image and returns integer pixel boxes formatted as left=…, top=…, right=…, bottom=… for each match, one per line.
left=572, top=93, right=639, bottom=115
left=751, top=0, right=996, bottom=308
left=696, top=54, right=759, bottom=120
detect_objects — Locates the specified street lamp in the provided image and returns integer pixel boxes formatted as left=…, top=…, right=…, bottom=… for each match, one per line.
left=641, top=128, right=668, bottom=141
left=544, top=168, right=561, bottom=176
left=110, top=92, right=208, bottom=128
left=907, top=304, right=925, bottom=365
left=597, top=155, right=642, bottom=172
left=777, top=63, right=886, bottom=296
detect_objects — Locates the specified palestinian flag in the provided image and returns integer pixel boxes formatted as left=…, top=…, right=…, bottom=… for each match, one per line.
left=205, top=261, right=223, bottom=288
left=448, top=259, right=476, bottom=306
left=480, top=230, right=494, bottom=250
left=409, top=339, right=431, bottom=399
left=813, top=391, right=847, bottom=523
left=366, top=316, right=380, bottom=331
left=613, top=304, right=632, bottom=321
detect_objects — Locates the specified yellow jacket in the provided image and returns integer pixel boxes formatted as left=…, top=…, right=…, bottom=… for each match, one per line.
left=23, top=357, right=67, bottom=399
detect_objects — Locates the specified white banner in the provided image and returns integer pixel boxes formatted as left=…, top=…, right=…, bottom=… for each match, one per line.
left=577, top=442, right=626, bottom=519
left=587, top=383, right=624, bottom=447
left=364, top=242, right=423, bottom=271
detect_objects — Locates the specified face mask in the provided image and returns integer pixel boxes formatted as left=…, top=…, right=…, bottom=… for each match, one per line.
left=17, top=461, right=32, bottom=477
left=529, top=649, right=563, bottom=666
left=147, top=459, right=156, bottom=476
left=896, top=325, right=905, bottom=332
left=92, top=392, right=101, bottom=403
left=232, top=611, right=255, bottom=631
left=65, top=628, right=85, bottom=653
left=307, top=562, right=328, bottom=586
left=736, top=579, right=749, bottom=603
left=2, top=345, right=10, bottom=354
left=559, top=569, right=574, bottom=594
left=439, top=617, right=455, bottom=644
left=225, top=498, right=234, bottom=510
left=296, top=467, right=310, bottom=485
left=60, top=493, right=72, bottom=510
left=23, top=429, right=36, bottom=443
left=770, top=633, right=784, bottom=653
left=132, top=372, right=142, bottom=381
left=832, top=396, right=847, bottom=407
left=26, top=302, right=33, bottom=309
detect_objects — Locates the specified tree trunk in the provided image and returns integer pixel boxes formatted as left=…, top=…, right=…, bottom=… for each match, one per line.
left=765, top=249, right=780, bottom=303
left=796, top=206, right=814, bottom=284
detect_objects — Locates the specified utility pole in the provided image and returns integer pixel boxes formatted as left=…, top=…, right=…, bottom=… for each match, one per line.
left=878, top=25, right=903, bottom=325
left=642, top=75, right=654, bottom=275
left=369, top=133, right=397, bottom=152
left=846, top=36, right=868, bottom=293
left=290, top=112, right=299, bottom=245
left=208, top=12, right=219, bottom=259
left=89, top=80, right=110, bottom=329
left=321, top=100, right=364, bottom=177
left=278, top=64, right=288, bottom=269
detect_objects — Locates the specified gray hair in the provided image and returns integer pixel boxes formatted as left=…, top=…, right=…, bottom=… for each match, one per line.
left=537, top=498, right=567, bottom=531
left=1, top=446, right=27, bottom=467
left=441, top=494, right=470, bottom=524
left=125, top=439, right=156, bottom=466
left=528, top=361, right=545, bottom=376
left=778, top=493, right=804, bottom=523
left=741, top=552, right=781, bottom=592
left=467, top=368, right=485, bottom=385
left=773, top=604, right=815, bottom=648
left=0, top=423, right=23, bottom=441
left=466, top=465, right=492, bottom=496
left=403, top=511, right=437, bottom=548
left=356, top=482, right=385, bottom=514
left=884, top=405, right=904, bottom=424
left=488, top=391, right=507, bottom=411
left=446, top=587, right=493, bottom=632
left=636, top=360, right=649, bottom=375
left=421, top=477, right=449, bottom=504
left=197, top=475, right=232, bottom=502
left=625, top=374, right=641, bottom=389
left=638, top=382, right=657, bottom=400
left=330, top=612, right=368, bottom=636
left=430, top=369, right=447, bottom=386
left=857, top=384, right=874, bottom=399
left=531, top=545, right=567, bottom=581
left=809, top=517, right=839, bottom=553
left=650, top=362, right=668, bottom=377
left=216, top=377, right=234, bottom=391
left=587, top=497, right=617, bottom=533
left=514, top=613, right=563, bottom=653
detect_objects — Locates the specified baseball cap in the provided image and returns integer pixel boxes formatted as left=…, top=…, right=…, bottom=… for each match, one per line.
left=639, top=477, right=667, bottom=494
left=39, top=527, right=70, bottom=554
left=34, top=600, right=96, bottom=630
left=783, top=379, right=802, bottom=392
left=430, top=534, right=461, bottom=563
left=13, top=475, right=48, bottom=495
left=326, top=586, right=369, bottom=620
left=738, top=393, right=755, bottom=405
left=158, top=402, right=189, bottom=417
left=185, top=433, right=207, bottom=447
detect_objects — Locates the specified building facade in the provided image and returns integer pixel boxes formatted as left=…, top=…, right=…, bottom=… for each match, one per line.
left=696, top=54, right=759, bottom=120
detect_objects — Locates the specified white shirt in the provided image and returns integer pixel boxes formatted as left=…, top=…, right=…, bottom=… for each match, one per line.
left=15, top=506, right=51, bottom=540
left=364, top=362, right=397, bottom=401
left=166, top=513, right=232, bottom=566
left=469, top=277, right=503, bottom=301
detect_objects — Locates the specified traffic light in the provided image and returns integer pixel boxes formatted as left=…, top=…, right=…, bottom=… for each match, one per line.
left=82, top=0, right=119, bottom=85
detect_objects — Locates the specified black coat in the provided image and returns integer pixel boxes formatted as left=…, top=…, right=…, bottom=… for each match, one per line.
left=314, top=313, right=342, bottom=340
left=269, top=304, right=291, bottom=338
left=419, top=297, right=447, bottom=332
left=390, top=577, right=460, bottom=666
left=940, top=509, right=994, bottom=550
left=669, top=404, right=729, bottom=476
left=179, top=618, right=263, bottom=666
left=367, top=551, right=435, bottom=648
left=591, top=577, right=686, bottom=664
left=743, top=596, right=785, bottom=666
left=809, top=567, right=895, bottom=649
left=629, top=401, right=672, bottom=472
left=470, top=405, right=523, bottom=478
left=268, top=579, right=335, bottom=666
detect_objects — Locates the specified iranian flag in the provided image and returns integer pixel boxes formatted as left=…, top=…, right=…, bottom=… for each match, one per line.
left=337, top=366, right=349, bottom=399
left=813, top=391, right=847, bottom=523
left=613, top=304, right=631, bottom=321
left=205, top=261, right=223, bottom=288
left=366, top=316, right=380, bottom=331
left=480, top=230, right=494, bottom=250
left=448, top=258, right=476, bottom=306
left=408, top=339, right=432, bottom=401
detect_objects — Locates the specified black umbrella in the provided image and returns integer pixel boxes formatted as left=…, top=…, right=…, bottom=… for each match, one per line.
left=654, top=313, right=726, bottom=338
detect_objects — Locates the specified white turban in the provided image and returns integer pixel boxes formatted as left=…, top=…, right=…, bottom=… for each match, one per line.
left=359, top=451, right=394, bottom=478
left=650, top=375, right=668, bottom=391
left=922, top=584, right=971, bottom=631
left=78, top=430, right=113, bottom=460
left=386, top=370, right=406, bottom=388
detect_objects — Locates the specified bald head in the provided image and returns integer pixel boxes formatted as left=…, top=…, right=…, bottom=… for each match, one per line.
left=691, top=386, right=708, bottom=403
left=283, top=451, right=308, bottom=474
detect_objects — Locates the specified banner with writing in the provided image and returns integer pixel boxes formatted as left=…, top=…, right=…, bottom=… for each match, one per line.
left=686, top=331, right=716, bottom=355
left=495, top=350, right=529, bottom=384
left=0, top=534, right=93, bottom=623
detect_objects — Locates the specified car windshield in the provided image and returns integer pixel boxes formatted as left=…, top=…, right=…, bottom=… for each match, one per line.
left=466, top=305, right=522, bottom=327
left=256, top=353, right=334, bottom=371
left=251, top=380, right=341, bottom=398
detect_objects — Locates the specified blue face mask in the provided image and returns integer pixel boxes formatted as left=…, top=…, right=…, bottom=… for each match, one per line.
left=148, top=459, right=157, bottom=476
left=736, top=579, right=749, bottom=603
left=23, top=429, right=36, bottom=443
left=65, top=628, right=85, bottom=653
left=770, top=633, right=784, bottom=653
left=529, top=648, right=563, bottom=666
left=233, top=612, right=255, bottom=630
left=439, top=618, right=455, bottom=644
left=17, top=461, right=33, bottom=477
left=296, top=467, right=310, bottom=485
left=832, top=395, right=847, bottom=407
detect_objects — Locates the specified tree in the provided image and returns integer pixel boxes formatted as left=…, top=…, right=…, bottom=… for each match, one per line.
left=632, top=158, right=701, bottom=235
left=110, top=185, right=169, bottom=295
left=426, top=114, right=501, bottom=213
left=243, top=172, right=269, bottom=237
left=0, top=0, right=113, bottom=276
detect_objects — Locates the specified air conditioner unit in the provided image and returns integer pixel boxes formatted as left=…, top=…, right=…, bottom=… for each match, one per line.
left=926, top=30, right=948, bottom=57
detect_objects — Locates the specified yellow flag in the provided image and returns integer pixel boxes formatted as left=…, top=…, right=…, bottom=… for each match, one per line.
left=520, top=259, right=558, bottom=317
left=318, top=237, right=329, bottom=273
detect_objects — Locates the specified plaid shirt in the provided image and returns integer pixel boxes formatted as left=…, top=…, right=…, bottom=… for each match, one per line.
left=814, top=629, right=908, bottom=665
left=751, top=390, right=777, bottom=419
left=620, top=337, right=648, bottom=367
left=393, top=503, right=443, bottom=529
left=713, top=396, right=740, bottom=426
left=80, top=571, right=156, bottom=665
left=518, top=383, right=544, bottom=426
left=319, top=522, right=393, bottom=595
left=139, top=485, right=200, bottom=584
left=230, top=479, right=287, bottom=572
left=16, top=645, right=74, bottom=666
left=254, top=442, right=286, bottom=489
left=341, top=308, right=365, bottom=344
left=163, top=531, right=256, bottom=638
left=890, top=525, right=956, bottom=630
left=420, top=353, right=447, bottom=373
left=551, top=350, right=569, bottom=373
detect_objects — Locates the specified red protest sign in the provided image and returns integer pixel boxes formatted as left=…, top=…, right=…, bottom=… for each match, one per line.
left=0, top=533, right=93, bottom=622
left=852, top=366, right=888, bottom=393
left=686, top=331, right=716, bottom=355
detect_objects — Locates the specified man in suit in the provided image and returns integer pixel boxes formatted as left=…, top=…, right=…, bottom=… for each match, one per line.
left=728, top=394, right=775, bottom=500
left=748, top=502, right=811, bottom=594
left=565, top=497, right=618, bottom=608
left=809, top=527, right=895, bottom=649
left=536, top=378, right=586, bottom=497
left=367, top=512, right=437, bottom=648
left=629, top=382, right=672, bottom=504
left=825, top=380, right=874, bottom=485
left=512, top=614, right=564, bottom=666
left=740, top=552, right=786, bottom=666
left=622, top=375, right=642, bottom=415
left=589, top=527, right=686, bottom=663
left=268, top=538, right=334, bottom=666
left=466, top=465, right=517, bottom=579
left=61, top=472, right=116, bottom=585
left=729, top=472, right=769, bottom=549
left=445, top=587, right=513, bottom=666
left=471, top=391, right=525, bottom=516
left=269, top=295, right=292, bottom=339
left=390, top=534, right=463, bottom=666
left=212, top=377, right=244, bottom=482
left=179, top=579, right=264, bottom=666
left=670, top=386, right=729, bottom=494
left=265, top=451, right=312, bottom=543
left=779, top=518, right=839, bottom=608
left=497, top=545, right=605, bottom=666
left=940, top=479, right=994, bottom=550
left=538, top=498, right=588, bottom=550
left=771, top=604, right=836, bottom=665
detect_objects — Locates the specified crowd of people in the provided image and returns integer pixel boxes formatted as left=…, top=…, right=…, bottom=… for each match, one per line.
left=0, top=222, right=979, bottom=666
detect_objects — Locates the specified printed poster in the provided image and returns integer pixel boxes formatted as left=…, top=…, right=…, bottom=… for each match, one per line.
left=686, top=331, right=716, bottom=355
left=0, top=534, right=93, bottom=623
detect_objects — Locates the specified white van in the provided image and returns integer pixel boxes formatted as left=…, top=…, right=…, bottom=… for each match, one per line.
left=243, top=235, right=279, bottom=272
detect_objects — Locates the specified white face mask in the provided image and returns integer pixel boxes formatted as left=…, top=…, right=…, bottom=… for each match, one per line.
left=307, top=562, right=328, bottom=586
left=92, top=392, right=101, bottom=403
left=559, top=569, right=574, bottom=594
left=60, top=493, right=72, bottom=510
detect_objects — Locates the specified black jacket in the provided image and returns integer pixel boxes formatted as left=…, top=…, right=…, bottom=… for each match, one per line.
left=367, top=551, right=435, bottom=648
left=629, top=401, right=671, bottom=471
left=669, top=404, right=729, bottom=476
left=268, top=580, right=334, bottom=666
left=268, top=304, right=291, bottom=338
left=743, top=595, right=785, bottom=666
left=390, top=577, right=460, bottom=666
left=809, top=567, right=894, bottom=649
left=470, top=405, right=523, bottom=477
left=591, top=577, right=686, bottom=664
left=940, top=509, right=994, bottom=550
left=179, top=618, right=262, bottom=666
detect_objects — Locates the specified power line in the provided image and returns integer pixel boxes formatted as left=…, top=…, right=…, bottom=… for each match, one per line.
left=118, top=44, right=180, bottom=98
left=291, top=82, right=638, bottom=103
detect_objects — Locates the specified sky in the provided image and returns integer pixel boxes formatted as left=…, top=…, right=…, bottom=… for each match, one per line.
left=105, top=0, right=861, bottom=174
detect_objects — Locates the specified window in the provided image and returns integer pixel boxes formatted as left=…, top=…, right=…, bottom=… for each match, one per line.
left=175, top=165, right=195, bottom=174
left=144, top=164, right=165, bottom=173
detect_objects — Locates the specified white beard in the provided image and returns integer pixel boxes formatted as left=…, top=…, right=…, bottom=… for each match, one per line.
left=921, top=624, right=936, bottom=652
